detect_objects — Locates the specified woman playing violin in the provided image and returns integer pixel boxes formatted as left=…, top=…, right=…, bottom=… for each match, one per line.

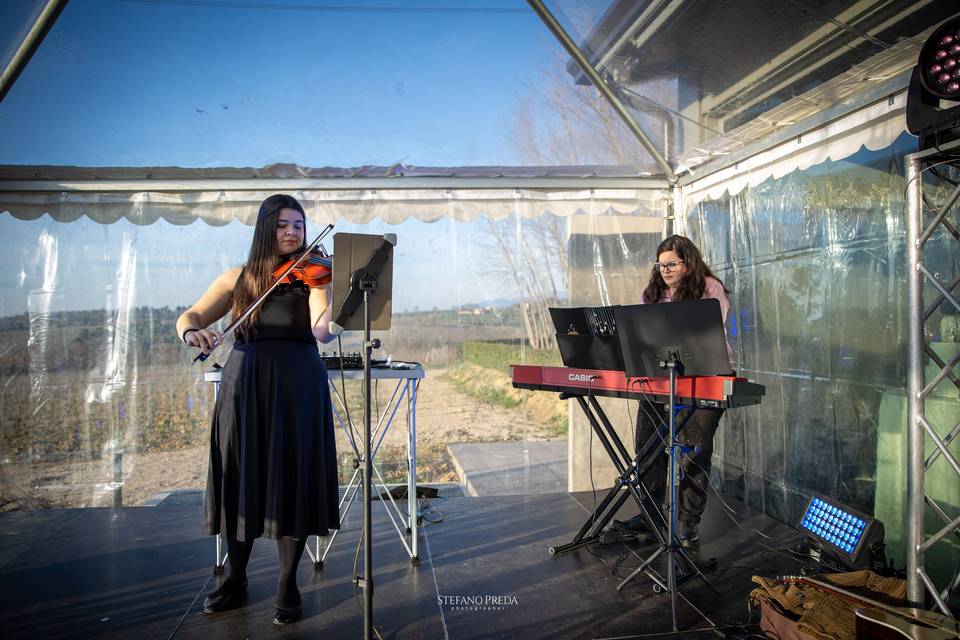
left=175, top=194, right=339, bottom=626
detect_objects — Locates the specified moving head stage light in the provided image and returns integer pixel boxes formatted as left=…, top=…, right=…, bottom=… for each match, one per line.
left=907, top=14, right=960, bottom=149
left=799, top=495, right=886, bottom=571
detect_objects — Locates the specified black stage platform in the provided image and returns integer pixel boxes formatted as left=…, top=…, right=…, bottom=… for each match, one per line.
left=0, top=490, right=811, bottom=639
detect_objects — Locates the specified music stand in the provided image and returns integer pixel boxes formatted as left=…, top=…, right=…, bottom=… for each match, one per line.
left=550, top=306, right=625, bottom=371
left=330, top=232, right=395, bottom=640
left=330, top=233, right=393, bottom=333
left=613, top=299, right=729, bottom=632
left=616, top=299, right=730, bottom=378
left=548, top=307, right=591, bottom=335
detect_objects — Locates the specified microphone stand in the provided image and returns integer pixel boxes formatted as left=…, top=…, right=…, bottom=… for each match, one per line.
left=192, top=224, right=334, bottom=364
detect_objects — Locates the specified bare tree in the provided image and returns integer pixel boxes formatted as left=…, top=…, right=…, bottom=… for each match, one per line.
left=482, top=215, right=566, bottom=349
left=510, top=59, right=658, bottom=168
left=481, top=58, right=659, bottom=349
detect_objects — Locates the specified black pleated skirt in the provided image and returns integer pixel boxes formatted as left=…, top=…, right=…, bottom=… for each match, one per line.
left=203, top=340, right=340, bottom=541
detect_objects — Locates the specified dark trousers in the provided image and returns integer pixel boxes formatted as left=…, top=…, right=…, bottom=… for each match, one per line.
left=634, top=401, right=723, bottom=525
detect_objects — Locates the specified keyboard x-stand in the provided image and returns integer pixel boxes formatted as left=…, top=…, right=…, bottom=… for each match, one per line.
left=512, top=363, right=765, bottom=630
left=551, top=381, right=679, bottom=558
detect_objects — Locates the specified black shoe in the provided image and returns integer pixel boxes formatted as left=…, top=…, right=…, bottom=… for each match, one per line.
left=680, top=522, right=700, bottom=548
left=612, top=514, right=651, bottom=533
left=598, top=527, right=638, bottom=544
left=274, top=582, right=301, bottom=626
left=202, top=578, right=248, bottom=614
left=272, top=606, right=302, bottom=625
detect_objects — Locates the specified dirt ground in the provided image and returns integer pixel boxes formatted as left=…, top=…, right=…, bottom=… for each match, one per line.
left=1, top=367, right=566, bottom=509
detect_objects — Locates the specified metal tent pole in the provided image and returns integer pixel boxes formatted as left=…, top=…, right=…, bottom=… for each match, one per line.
left=525, top=0, right=677, bottom=183
left=905, top=143, right=960, bottom=614
left=0, top=0, right=70, bottom=103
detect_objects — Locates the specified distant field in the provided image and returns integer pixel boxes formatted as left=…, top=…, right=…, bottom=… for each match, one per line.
left=0, top=306, right=566, bottom=509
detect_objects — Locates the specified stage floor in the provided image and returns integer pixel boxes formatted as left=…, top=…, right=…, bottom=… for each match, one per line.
left=0, top=489, right=811, bottom=639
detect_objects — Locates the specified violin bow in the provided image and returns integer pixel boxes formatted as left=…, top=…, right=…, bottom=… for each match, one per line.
left=193, top=223, right=334, bottom=364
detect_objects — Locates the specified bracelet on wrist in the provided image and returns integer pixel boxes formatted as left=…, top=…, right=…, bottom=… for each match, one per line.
left=181, top=328, right=199, bottom=344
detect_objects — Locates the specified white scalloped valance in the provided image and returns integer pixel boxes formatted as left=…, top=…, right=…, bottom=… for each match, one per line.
left=0, top=167, right=669, bottom=225
left=0, top=187, right=667, bottom=225
left=681, top=91, right=908, bottom=207
left=0, top=88, right=910, bottom=226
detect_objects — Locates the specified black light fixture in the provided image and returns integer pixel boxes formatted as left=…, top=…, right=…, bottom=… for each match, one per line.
left=907, top=14, right=960, bottom=150
left=798, top=495, right=886, bottom=571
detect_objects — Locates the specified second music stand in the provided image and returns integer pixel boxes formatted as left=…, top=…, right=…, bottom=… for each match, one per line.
left=613, top=298, right=730, bottom=632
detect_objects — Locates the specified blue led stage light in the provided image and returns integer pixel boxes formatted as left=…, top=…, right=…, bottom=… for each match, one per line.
left=798, top=495, right=885, bottom=570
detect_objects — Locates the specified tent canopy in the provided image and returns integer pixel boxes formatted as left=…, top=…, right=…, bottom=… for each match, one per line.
left=0, top=0, right=953, bottom=224
left=3, top=5, right=958, bottom=591
left=0, top=1, right=952, bottom=226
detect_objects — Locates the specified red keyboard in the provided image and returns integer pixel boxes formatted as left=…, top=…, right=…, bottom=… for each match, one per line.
left=510, top=365, right=764, bottom=409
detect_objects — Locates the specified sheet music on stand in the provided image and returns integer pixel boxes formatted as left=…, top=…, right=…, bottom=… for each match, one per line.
left=586, top=306, right=617, bottom=337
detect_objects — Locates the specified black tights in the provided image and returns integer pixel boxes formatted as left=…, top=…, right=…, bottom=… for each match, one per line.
left=276, top=537, right=306, bottom=609
left=210, top=535, right=305, bottom=608
left=208, top=536, right=254, bottom=597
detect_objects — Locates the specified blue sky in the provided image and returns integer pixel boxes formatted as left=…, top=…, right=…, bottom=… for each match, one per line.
left=0, top=0, right=562, bottom=167
left=0, top=0, right=580, bottom=315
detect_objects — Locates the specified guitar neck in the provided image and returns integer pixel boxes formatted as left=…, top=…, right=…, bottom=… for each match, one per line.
left=856, top=608, right=960, bottom=640
left=799, top=576, right=909, bottom=619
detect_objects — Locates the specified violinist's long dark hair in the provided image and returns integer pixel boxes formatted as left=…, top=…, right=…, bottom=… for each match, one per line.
left=641, top=235, right=728, bottom=303
left=230, top=194, right=307, bottom=341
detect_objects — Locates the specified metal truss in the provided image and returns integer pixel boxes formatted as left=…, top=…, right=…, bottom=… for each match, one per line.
left=906, top=141, right=960, bottom=615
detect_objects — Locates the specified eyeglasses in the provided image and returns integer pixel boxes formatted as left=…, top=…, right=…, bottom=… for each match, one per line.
left=654, top=260, right=684, bottom=272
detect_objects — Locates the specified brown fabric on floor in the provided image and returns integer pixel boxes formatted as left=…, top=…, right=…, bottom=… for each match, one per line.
left=756, top=596, right=811, bottom=640
left=749, top=570, right=908, bottom=640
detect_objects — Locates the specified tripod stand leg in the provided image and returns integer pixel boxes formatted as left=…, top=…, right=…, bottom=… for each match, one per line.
left=677, top=555, right=718, bottom=590
left=616, top=545, right=665, bottom=592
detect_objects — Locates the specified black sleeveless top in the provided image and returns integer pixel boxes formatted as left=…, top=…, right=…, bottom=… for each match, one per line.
left=240, top=281, right=315, bottom=344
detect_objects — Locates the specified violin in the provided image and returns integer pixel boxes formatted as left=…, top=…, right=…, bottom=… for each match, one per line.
left=192, top=224, right=334, bottom=364
left=274, top=247, right=333, bottom=288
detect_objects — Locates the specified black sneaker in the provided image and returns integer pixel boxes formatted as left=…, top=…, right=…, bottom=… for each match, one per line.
left=612, top=514, right=651, bottom=533
left=679, top=522, right=700, bottom=548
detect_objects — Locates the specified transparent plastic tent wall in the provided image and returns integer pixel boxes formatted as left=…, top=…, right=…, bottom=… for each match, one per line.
left=677, top=132, right=959, bottom=575
left=0, top=191, right=664, bottom=509
left=2, top=132, right=959, bottom=574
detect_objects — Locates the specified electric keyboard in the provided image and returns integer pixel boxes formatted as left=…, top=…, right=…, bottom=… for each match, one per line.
left=320, top=352, right=389, bottom=370
left=510, top=365, right=764, bottom=409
